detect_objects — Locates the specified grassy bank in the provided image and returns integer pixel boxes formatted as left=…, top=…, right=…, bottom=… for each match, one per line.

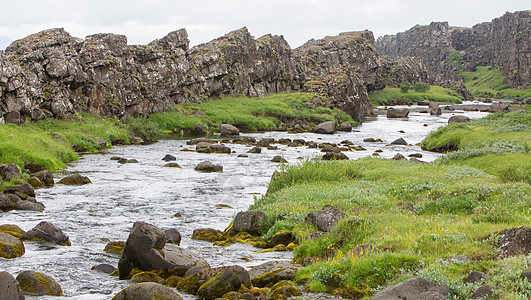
left=250, top=111, right=530, bottom=299
left=150, top=93, right=356, bottom=134
left=0, top=114, right=132, bottom=171
left=461, top=66, right=531, bottom=99
left=368, top=85, right=464, bottom=105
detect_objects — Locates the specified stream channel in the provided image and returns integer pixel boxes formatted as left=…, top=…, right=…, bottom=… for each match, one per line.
left=1, top=103, right=489, bottom=299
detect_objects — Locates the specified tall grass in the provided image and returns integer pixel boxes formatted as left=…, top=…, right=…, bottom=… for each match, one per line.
left=150, top=93, right=357, bottom=133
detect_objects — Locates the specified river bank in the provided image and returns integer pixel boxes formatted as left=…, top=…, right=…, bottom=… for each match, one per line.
left=0, top=100, right=529, bottom=299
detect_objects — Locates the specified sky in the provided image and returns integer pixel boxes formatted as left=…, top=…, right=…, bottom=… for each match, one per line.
left=0, top=0, right=528, bottom=50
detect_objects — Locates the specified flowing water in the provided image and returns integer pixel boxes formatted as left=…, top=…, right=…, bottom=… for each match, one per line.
left=0, top=103, right=489, bottom=299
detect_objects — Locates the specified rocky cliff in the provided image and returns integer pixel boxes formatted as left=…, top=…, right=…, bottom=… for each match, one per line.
left=376, top=10, right=530, bottom=91
left=0, top=27, right=383, bottom=124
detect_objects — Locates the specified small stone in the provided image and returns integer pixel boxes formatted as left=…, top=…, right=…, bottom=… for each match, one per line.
left=271, top=156, right=287, bottom=163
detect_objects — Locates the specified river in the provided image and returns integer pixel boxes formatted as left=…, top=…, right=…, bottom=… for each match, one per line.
left=0, top=103, right=489, bottom=299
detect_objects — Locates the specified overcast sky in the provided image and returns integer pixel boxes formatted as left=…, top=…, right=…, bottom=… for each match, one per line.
left=0, top=0, right=528, bottom=50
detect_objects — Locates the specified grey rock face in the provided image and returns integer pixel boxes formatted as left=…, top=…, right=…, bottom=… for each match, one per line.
left=305, top=205, right=346, bottom=232
left=20, top=221, right=71, bottom=246
left=0, top=271, right=25, bottom=300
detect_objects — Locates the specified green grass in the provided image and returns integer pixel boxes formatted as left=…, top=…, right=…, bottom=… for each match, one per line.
left=368, top=86, right=463, bottom=105
left=461, top=66, right=531, bottom=99
left=0, top=114, right=131, bottom=170
left=150, top=93, right=357, bottom=134
left=250, top=111, right=530, bottom=298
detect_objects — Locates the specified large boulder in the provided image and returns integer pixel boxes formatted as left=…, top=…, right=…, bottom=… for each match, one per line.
left=429, top=103, right=442, bottom=115
left=387, top=108, right=409, bottom=118
left=209, top=144, right=231, bottom=154
left=194, top=161, right=223, bottom=172
left=0, top=194, right=16, bottom=211
left=20, top=221, right=71, bottom=246
left=371, top=278, right=450, bottom=300
left=178, top=265, right=249, bottom=296
left=229, top=211, right=267, bottom=236
left=220, top=124, right=240, bottom=136
left=112, top=282, right=183, bottom=300
left=4, top=183, right=36, bottom=198
left=118, top=222, right=183, bottom=279
left=448, top=115, right=471, bottom=124
left=496, top=226, right=531, bottom=257
left=305, top=205, right=346, bottom=232
left=57, top=173, right=91, bottom=185
left=0, top=272, right=25, bottom=300
left=0, top=163, right=21, bottom=181
left=16, top=270, right=63, bottom=296
left=0, top=224, right=26, bottom=238
left=197, top=269, right=242, bottom=300
left=0, top=232, right=25, bottom=258
left=313, top=121, right=336, bottom=134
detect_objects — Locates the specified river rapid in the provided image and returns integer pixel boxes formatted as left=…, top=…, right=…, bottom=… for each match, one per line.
left=1, top=103, right=489, bottom=299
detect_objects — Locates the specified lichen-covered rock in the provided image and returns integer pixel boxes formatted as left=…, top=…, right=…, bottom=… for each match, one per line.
left=229, top=211, right=267, bottom=236
left=28, top=177, right=45, bottom=189
left=496, top=226, right=531, bottom=257
left=270, top=232, right=296, bottom=247
left=0, top=224, right=26, bottom=238
left=305, top=205, right=346, bottom=232
left=14, top=201, right=45, bottom=212
left=271, top=280, right=302, bottom=298
left=248, top=261, right=299, bottom=287
left=322, top=152, right=349, bottom=160
left=16, top=270, right=63, bottom=296
left=131, top=271, right=166, bottom=284
left=192, top=228, right=224, bottom=242
left=20, top=221, right=71, bottom=246
left=57, top=173, right=92, bottom=185
left=112, top=282, right=183, bottom=300
left=0, top=194, right=16, bottom=211
left=104, top=241, right=126, bottom=255
left=466, top=271, right=489, bottom=284
left=178, top=265, right=249, bottom=296
left=0, top=271, right=25, bottom=300
left=0, top=232, right=25, bottom=258
left=162, top=244, right=210, bottom=269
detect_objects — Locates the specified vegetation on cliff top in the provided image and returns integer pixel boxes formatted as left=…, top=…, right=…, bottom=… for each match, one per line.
left=369, top=85, right=463, bottom=105
left=251, top=111, right=530, bottom=299
left=150, top=92, right=356, bottom=134
left=461, top=66, right=531, bottom=99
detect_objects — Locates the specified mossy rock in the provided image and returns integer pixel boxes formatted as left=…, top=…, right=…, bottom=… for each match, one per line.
left=252, top=241, right=268, bottom=248
left=271, top=280, right=301, bottom=298
left=104, top=241, right=125, bottom=255
left=0, top=232, right=25, bottom=259
left=197, top=270, right=241, bottom=300
left=28, top=176, right=45, bottom=189
left=16, top=270, right=63, bottom=296
left=0, top=224, right=26, bottom=238
left=192, top=228, right=224, bottom=242
left=222, top=291, right=239, bottom=300
left=112, top=282, right=183, bottom=300
left=166, top=275, right=184, bottom=287
left=131, top=271, right=166, bottom=285
left=251, top=268, right=297, bottom=288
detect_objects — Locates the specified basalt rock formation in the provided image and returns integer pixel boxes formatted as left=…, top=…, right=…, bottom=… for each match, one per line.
left=376, top=10, right=530, bottom=94
left=0, top=27, right=383, bottom=124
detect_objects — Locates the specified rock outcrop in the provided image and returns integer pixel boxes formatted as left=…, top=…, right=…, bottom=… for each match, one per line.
left=1, top=26, right=384, bottom=124
left=376, top=11, right=530, bottom=93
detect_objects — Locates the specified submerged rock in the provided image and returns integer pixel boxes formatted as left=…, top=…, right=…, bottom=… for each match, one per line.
left=20, top=221, right=71, bottom=246
left=91, top=264, right=117, bottom=274
left=16, top=270, right=63, bottom=296
left=162, top=154, right=177, bottom=161
left=271, top=155, right=287, bottom=163
left=163, top=163, right=182, bottom=168
left=390, top=138, right=408, bottom=145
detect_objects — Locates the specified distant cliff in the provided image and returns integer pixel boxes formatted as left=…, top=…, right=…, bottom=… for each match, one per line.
left=376, top=10, right=530, bottom=92
left=0, top=27, right=382, bottom=124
